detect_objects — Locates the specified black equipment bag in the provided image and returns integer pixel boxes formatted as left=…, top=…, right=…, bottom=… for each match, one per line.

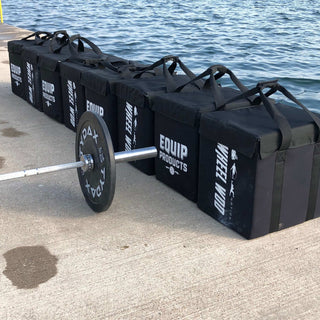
left=80, top=57, right=141, bottom=151
left=60, top=35, right=130, bottom=132
left=8, top=31, right=52, bottom=103
left=21, top=30, right=70, bottom=112
left=113, top=55, right=198, bottom=175
left=197, top=80, right=320, bottom=239
left=38, top=33, right=93, bottom=123
left=152, top=65, right=251, bottom=201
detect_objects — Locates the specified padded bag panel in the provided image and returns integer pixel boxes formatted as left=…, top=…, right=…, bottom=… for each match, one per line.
left=114, top=56, right=199, bottom=175
left=8, top=31, right=52, bottom=100
left=153, top=64, right=253, bottom=200
left=39, top=32, right=74, bottom=121
left=198, top=81, right=320, bottom=238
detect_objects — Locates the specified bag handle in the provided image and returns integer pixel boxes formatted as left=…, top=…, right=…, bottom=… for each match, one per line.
left=256, top=82, right=293, bottom=151
left=79, top=57, right=119, bottom=72
left=22, top=31, right=53, bottom=45
left=68, top=34, right=103, bottom=59
left=49, top=30, right=71, bottom=53
left=134, top=55, right=194, bottom=77
left=223, top=79, right=320, bottom=150
left=175, top=65, right=250, bottom=108
left=133, top=55, right=201, bottom=92
left=69, top=54, right=139, bottom=75
left=258, top=81, right=320, bottom=143
left=78, top=58, right=159, bottom=78
left=49, top=31, right=90, bottom=55
left=222, top=79, right=320, bottom=143
left=218, top=79, right=278, bottom=110
left=213, top=79, right=293, bottom=151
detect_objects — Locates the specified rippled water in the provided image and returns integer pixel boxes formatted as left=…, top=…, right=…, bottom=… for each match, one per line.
left=2, top=0, right=320, bottom=110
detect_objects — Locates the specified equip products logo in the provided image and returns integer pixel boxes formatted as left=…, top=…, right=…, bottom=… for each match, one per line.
left=42, top=80, right=55, bottom=107
left=86, top=100, right=104, bottom=117
left=214, top=143, right=238, bottom=216
left=159, top=134, right=188, bottom=176
left=10, top=63, right=22, bottom=87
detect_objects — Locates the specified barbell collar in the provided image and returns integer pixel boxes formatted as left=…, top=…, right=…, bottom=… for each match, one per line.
left=80, top=154, right=94, bottom=172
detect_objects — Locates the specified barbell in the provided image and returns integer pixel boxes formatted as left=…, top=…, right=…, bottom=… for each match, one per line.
left=0, top=111, right=157, bottom=212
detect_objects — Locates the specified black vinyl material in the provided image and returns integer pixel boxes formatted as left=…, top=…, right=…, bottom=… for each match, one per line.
left=198, top=82, right=320, bottom=238
left=151, top=65, right=251, bottom=201
left=113, top=56, right=199, bottom=175
left=60, top=45, right=130, bottom=131
left=39, top=34, right=108, bottom=123
left=8, top=31, right=52, bottom=100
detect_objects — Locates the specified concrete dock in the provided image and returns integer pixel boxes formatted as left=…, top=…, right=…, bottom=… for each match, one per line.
left=0, top=23, right=319, bottom=319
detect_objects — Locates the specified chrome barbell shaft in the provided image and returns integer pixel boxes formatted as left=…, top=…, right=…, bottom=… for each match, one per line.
left=0, top=154, right=94, bottom=182
left=115, top=147, right=157, bottom=163
left=0, top=160, right=85, bottom=182
left=0, top=147, right=158, bottom=182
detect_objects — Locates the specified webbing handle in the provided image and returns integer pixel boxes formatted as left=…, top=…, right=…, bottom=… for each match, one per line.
left=22, top=31, right=53, bottom=45
left=253, top=81, right=320, bottom=143
left=175, top=65, right=249, bottom=109
left=134, top=55, right=199, bottom=92
left=68, top=34, right=103, bottom=59
left=49, top=30, right=70, bottom=53
left=133, top=55, right=178, bottom=79
left=265, top=82, right=320, bottom=143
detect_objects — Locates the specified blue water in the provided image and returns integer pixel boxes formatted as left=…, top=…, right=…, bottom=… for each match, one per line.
left=2, top=0, right=320, bottom=111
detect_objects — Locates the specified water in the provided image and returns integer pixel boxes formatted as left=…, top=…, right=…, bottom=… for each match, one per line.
left=2, top=0, right=320, bottom=110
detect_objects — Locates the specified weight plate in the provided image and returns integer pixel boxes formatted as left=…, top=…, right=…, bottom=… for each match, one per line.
left=76, top=111, right=116, bottom=212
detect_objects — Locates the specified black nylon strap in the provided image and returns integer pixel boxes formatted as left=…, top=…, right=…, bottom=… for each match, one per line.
left=133, top=55, right=178, bottom=78
left=163, top=62, right=178, bottom=92
left=306, top=143, right=320, bottom=220
left=251, top=81, right=320, bottom=143
left=214, top=67, right=249, bottom=94
left=168, top=61, right=177, bottom=75
left=174, top=66, right=211, bottom=92
left=134, top=55, right=199, bottom=92
left=68, top=35, right=103, bottom=60
left=175, top=65, right=247, bottom=93
left=220, top=87, right=259, bottom=110
left=277, top=85, right=320, bottom=143
left=207, top=72, right=225, bottom=109
left=269, top=150, right=287, bottom=232
left=259, top=90, right=292, bottom=151
left=49, top=31, right=70, bottom=53
left=22, top=31, right=53, bottom=43
left=82, top=58, right=119, bottom=72
left=220, top=81, right=293, bottom=152
left=175, top=65, right=249, bottom=109
left=220, top=80, right=279, bottom=109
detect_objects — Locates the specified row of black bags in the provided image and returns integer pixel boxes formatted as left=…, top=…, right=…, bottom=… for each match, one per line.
left=8, top=30, right=320, bottom=239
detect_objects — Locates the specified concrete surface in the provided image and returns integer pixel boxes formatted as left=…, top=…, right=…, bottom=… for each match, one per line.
left=0, top=23, right=320, bottom=320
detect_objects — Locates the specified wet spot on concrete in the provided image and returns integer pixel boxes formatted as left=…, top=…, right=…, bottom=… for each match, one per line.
left=0, top=156, right=5, bottom=169
left=3, top=246, right=58, bottom=289
left=1, top=127, right=27, bottom=137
